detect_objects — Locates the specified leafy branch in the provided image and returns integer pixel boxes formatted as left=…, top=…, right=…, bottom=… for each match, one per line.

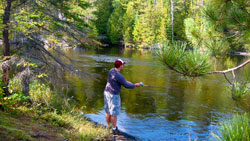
left=156, top=41, right=250, bottom=99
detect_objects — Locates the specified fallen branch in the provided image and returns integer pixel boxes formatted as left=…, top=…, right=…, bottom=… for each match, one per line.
left=209, top=59, right=250, bottom=74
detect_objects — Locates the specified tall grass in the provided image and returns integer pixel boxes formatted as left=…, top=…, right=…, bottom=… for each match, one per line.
left=231, top=81, right=250, bottom=100
left=5, top=79, right=110, bottom=140
left=29, top=80, right=77, bottom=111
left=40, top=111, right=109, bottom=140
left=212, top=113, right=250, bottom=141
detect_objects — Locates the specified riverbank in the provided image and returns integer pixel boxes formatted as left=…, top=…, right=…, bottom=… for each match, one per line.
left=0, top=102, right=139, bottom=140
left=0, top=103, right=108, bottom=140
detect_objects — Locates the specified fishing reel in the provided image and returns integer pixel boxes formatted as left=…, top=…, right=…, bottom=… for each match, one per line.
left=140, top=82, right=144, bottom=86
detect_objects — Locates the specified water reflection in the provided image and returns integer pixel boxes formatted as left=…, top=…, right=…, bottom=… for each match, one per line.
left=62, top=47, right=249, bottom=140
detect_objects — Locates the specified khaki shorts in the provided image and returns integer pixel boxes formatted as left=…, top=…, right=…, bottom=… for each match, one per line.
left=104, top=91, right=121, bottom=116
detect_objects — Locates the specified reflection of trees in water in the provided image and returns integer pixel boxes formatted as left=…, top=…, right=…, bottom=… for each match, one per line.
left=164, top=73, right=185, bottom=121
left=62, top=48, right=249, bottom=125
left=121, top=56, right=162, bottom=116
left=179, top=76, right=236, bottom=134
left=121, top=89, right=157, bottom=117
left=87, top=63, right=109, bottom=111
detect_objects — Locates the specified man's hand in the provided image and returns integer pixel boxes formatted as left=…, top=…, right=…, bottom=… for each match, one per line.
left=135, top=83, right=140, bottom=87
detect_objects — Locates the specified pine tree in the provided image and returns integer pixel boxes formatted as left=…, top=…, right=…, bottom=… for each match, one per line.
left=122, top=1, right=136, bottom=46
left=0, top=0, right=91, bottom=96
left=154, top=0, right=168, bottom=43
left=94, top=0, right=113, bottom=42
left=107, top=0, right=125, bottom=44
left=132, top=1, right=154, bottom=47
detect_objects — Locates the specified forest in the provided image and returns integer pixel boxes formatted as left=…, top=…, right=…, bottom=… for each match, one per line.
left=0, top=0, right=249, bottom=140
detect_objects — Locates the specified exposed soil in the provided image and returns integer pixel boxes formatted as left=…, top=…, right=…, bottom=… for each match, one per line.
left=105, top=131, right=140, bottom=141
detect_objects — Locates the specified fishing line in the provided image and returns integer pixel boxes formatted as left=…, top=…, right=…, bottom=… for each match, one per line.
left=140, top=82, right=180, bottom=90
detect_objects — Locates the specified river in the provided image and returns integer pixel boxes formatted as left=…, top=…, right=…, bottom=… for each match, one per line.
left=62, top=47, right=249, bottom=140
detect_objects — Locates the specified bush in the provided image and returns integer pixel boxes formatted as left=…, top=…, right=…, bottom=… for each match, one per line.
left=0, top=79, right=30, bottom=111
left=29, top=80, right=76, bottom=112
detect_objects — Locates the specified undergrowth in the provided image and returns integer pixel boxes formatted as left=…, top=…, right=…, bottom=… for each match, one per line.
left=0, top=79, right=109, bottom=140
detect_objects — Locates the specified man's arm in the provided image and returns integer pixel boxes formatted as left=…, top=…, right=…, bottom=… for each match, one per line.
left=118, top=75, right=136, bottom=89
left=127, top=81, right=140, bottom=87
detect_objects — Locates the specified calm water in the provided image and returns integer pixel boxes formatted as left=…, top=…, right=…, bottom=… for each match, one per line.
left=63, top=47, right=249, bottom=140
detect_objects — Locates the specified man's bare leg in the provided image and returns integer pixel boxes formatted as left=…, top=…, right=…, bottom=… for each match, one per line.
left=105, top=113, right=111, bottom=126
left=111, top=116, right=117, bottom=129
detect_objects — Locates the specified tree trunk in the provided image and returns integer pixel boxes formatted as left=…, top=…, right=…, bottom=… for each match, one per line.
left=191, top=0, right=193, bottom=8
left=171, top=0, right=174, bottom=42
left=2, top=0, right=12, bottom=96
left=184, top=0, right=187, bottom=13
left=3, top=0, right=11, bottom=56
left=22, top=68, right=31, bottom=96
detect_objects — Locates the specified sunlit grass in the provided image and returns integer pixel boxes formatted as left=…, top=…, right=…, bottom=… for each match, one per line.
left=2, top=79, right=110, bottom=140
left=230, top=82, right=250, bottom=100
left=212, top=113, right=250, bottom=141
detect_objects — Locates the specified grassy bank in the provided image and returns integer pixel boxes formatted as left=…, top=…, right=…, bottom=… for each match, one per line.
left=0, top=105, right=109, bottom=140
left=0, top=79, right=109, bottom=140
left=211, top=113, right=250, bottom=140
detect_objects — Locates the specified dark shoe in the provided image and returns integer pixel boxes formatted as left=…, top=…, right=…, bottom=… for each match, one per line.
left=112, top=127, right=120, bottom=135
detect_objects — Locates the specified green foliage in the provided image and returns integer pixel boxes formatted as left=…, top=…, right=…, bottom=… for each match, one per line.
left=171, top=0, right=189, bottom=41
left=203, top=0, right=250, bottom=51
left=231, top=81, right=250, bottom=100
left=94, top=0, right=113, bottom=42
left=155, top=41, right=211, bottom=77
left=133, top=2, right=155, bottom=47
left=7, top=93, right=30, bottom=105
left=29, top=80, right=53, bottom=105
left=184, top=17, right=230, bottom=56
left=0, top=79, right=30, bottom=111
left=29, top=80, right=76, bottom=111
left=0, top=113, right=32, bottom=140
left=133, top=13, right=154, bottom=47
left=229, top=73, right=250, bottom=100
left=0, top=106, right=109, bottom=140
left=122, top=1, right=136, bottom=45
left=41, top=111, right=70, bottom=127
left=107, top=1, right=124, bottom=44
left=184, top=18, right=203, bottom=46
left=94, top=0, right=171, bottom=47
left=211, top=113, right=250, bottom=141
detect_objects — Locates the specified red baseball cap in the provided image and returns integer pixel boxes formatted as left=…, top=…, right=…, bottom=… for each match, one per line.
left=114, top=59, right=126, bottom=68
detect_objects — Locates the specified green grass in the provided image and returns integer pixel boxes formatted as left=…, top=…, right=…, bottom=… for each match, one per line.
left=230, top=81, right=250, bottom=100
left=0, top=103, right=109, bottom=140
left=17, top=105, right=110, bottom=140
left=0, top=112, right=32, bottom=140
left=0, top=79, right=110, bottom=140
left=212, top=113, right=250, bottom=141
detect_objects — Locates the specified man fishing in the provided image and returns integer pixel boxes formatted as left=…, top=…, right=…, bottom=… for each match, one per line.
left=104, top=59, right=141, bottom=135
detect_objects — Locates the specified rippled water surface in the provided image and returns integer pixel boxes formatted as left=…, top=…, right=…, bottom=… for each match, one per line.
left=62, top=47, right=249, bottom=140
